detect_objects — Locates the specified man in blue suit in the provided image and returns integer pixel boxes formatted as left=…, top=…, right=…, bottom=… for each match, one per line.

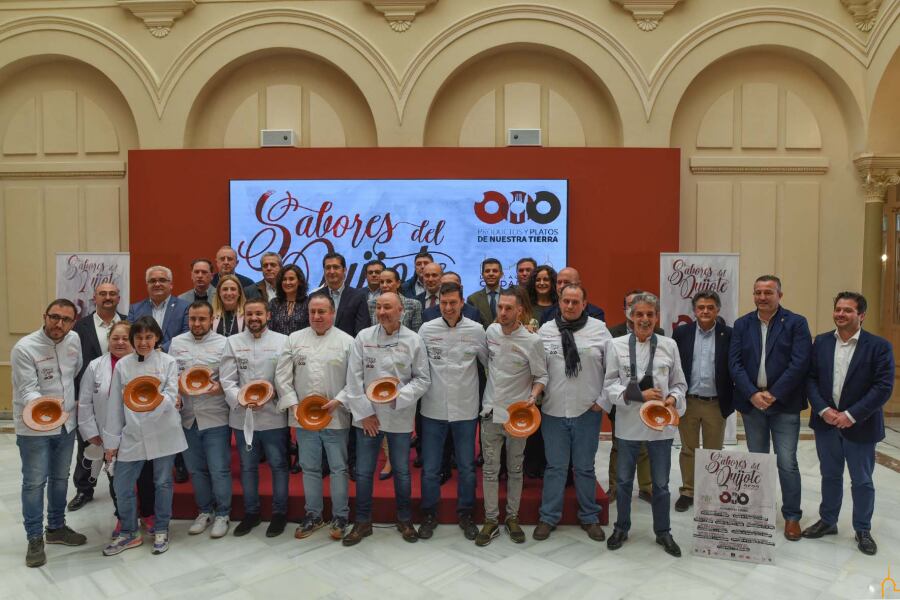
left=729, top=274, right=811, bottom=541
left=127, top=265, right=190, bottom=352
left=802, top=291, right=894, bottom=555
left=401, top=251, right=433, bottom=299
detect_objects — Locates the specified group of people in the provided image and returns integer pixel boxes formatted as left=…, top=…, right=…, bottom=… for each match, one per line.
left=12, top=244, right=894, bottom=570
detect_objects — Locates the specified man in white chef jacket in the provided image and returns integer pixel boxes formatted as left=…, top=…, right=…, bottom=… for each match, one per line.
left=416, top=282, right=488, bottom=541
left=220, top=297, right=289, bottom=538
left=275, top=291, right=355, bottom=541
left=169, top=301, right=232, bottom=539
left=602, top=292, right=687, bottom=557
left=341, top=292, right=431, bottom=546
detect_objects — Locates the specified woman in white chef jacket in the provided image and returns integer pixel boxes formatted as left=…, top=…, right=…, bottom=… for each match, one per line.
left=78, top=322, right=157, bottom=538
left=102, top=316, right=188, bottom=557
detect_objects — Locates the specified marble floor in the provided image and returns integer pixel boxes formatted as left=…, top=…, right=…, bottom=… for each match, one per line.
left=1, top=426, right=899, bottom=600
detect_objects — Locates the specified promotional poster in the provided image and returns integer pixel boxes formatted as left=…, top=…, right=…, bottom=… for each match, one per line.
left=55, top=252, right=130, bottom=319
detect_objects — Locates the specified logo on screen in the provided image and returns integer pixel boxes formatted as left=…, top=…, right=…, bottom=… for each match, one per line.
left=474, top=191, right=561, bottom=225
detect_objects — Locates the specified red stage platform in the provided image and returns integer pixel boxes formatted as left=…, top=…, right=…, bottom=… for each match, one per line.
left=172, top=446, right=609, bottom=525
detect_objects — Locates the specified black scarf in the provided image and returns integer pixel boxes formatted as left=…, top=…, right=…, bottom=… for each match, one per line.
left=555, top=311, right=589, bottom=378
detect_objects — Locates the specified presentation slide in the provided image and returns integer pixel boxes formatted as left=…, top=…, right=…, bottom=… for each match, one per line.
left=229, top=179, right=568, bottom=295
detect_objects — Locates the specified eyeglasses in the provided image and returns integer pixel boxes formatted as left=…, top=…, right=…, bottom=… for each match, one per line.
left=147, top=278, right=170, bottom=285
left=45, top=314, right=74, bottom=325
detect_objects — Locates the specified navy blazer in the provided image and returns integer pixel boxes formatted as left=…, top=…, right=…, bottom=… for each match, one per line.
left=400, top=276, right=420, bottom=299
left=73, top=310, right=127, bottom=393
left=539, top=302, right=605, bottom=326
left=672, top=319, right=734, bottom=418
left=422, top=302, right=484, bottom=326
left=127, top=296, right=190, bottom=352
left=806, top=329, right=894, bottom=443
left=331, top=285, right=370, bottom=337
left=728, top=306, right=812, bottom=414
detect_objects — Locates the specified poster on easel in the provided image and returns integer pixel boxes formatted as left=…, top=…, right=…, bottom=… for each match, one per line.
left=55, top=252, right=130, bottom=320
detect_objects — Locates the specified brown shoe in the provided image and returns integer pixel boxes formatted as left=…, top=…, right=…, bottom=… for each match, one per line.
left=784, top=520, right=802, bottom=541
left=533, top=521, right=555, bottom=541
left=397, top=521, right=418, bottom=543
left=581, top=522, right=606, bottom=542
left=341, top=522, right=373, bottom=547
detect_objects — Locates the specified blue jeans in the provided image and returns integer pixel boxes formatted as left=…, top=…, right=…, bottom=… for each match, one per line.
left=539, top=410, right=602, bottom=526
left=815, top=427, right=876, bottom=532
left=114, top=455, right=176, bottom=535
left=298, top=428, right=349, bottom=520
left=354, top=428, right=411, bottom=523
left=742, top=409, right=802, bottom=521
left=182, top=423, right=232, bottom=516
left=17, top=429, right=76, bottom=540
left=420, top=416, right=477, bottom=516
left=234, top=428, right=289, bottom=515
left=615, top=438, right=673, bottom=534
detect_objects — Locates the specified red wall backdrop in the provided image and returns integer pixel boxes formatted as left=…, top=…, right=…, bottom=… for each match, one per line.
left=128, top=148, right=679, bottom=326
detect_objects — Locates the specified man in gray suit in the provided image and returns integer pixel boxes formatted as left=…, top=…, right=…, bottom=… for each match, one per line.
left=179, top=258, right=216, bottom=304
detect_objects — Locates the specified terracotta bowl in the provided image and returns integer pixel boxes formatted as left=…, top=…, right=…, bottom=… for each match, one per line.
left=123, top=376, right=164, bottom=413
left=296, top=394, right=333, bottom=431
left=23, top=396, right=68, bottom=432
left=178, top=366, right=215, bottom=396
left=366, top=377, right=400, bottom=404
left=640, top=400, right=679, bottom=431
left=239, top=380, right=274, bottom=408
left=504, top=401, right=541, bottom=438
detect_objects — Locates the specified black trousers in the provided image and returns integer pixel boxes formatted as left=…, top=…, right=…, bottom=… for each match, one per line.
left=72, top=431, right=98, bottom=495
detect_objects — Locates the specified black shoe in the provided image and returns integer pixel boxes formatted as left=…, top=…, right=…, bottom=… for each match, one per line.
left=413, top=456, right=423, bottom=468
left=379, top=470, right=393, bottom=481
left=638, top=490, right=652, bottom=503
left=439, top=471, right=452, bottom=486
left=607, top=528, right=628, bottom=550
left=233, top=513, right=261, bottom=537
left=67, top=492, right=92, bottom=512
left=348, top=466, right=356, bottom=482
left=266, top=513, right=288, bottom=538
left=418, top=514, right=438, bottom=540
left=290, top=461, right=301, bottom=475
left=674, top=495, right=693, bottom=512
left=26, top=538, right=45, bottom=568
left=656, top=533, right=682, bottom=557
left=45, top=525, right=87, bottom=546
left=458, top=513, right=478, bottom=541
left=802, top=520, right=838, bottom=539
left=856, top=531, right=877, bottom=555
left=174, top=464, right=189, bottom=484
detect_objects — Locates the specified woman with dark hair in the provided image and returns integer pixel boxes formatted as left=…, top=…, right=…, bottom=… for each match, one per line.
left=102, top=316, right=187, bottom=557
left=268, top=265, right=309, bottom=334
left=526, top=265, right=558, bottom=324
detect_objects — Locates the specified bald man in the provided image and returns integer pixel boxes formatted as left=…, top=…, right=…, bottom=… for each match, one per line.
left=538, top=267, right=605, bottom=325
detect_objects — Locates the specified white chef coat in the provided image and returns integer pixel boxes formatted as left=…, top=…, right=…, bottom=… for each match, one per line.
left=602, top=334, right=687, bottom=441
left=102, top=350, right=188, bottom=461
left=275, top=325, right=355, bottom=430
left=418, top=316, right=487, bottom=422
left=220, top=328, right=288, bottom=431
left=169, top=330, right=229, bottom=430
left=78, top=353, right=118, bottom=441
left=344, top=324, right=431, bottom=433
left=11, top=328, right=82, bottom=437
left=482, top=323, right=548, bottom=425
left=539, top=317, right=612, bottom=418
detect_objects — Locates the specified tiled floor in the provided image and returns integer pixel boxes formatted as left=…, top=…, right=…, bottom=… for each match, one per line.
left=1, top=427, right=898, bottom=600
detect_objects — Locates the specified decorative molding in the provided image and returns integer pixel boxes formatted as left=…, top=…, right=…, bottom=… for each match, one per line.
left=0, top=161, right=126, bottom=179
left=840, top=0, right=883, bottom=32
left=854, top=153, right=900, bottom=203
left=610, top=0, right=685, bottom=31
left=118, top=0, right=196, bottom=37
left=363, top=0, right=437, bottom=32
left=689, top=155, right=830, bottom=175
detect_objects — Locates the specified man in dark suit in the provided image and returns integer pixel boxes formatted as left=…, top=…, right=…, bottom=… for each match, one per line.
left=68, top=282, right=127, bottom=511
left=211, top=245, right=254, bottom=288
left=671, top=291, right=733, bottom=512
left=423, top=271, right=483, bottom=326
left=400, top=250, right=433, bottom=299
left=321, top=252, right=369, bottom=337
left=539, top=268, right=604, bottom=325
left=243, top=251, right=281, bottom=301
left=802, top=291, right=894, bottom=555
left=515, top=257, right=537, bottom=287
left=127, top=265, right=190, bottom=352
left=729, top=274, right=811, bottom=541
left=467, top=258, right=503, bottom=329
left=415, top=262, right=443, bottom=311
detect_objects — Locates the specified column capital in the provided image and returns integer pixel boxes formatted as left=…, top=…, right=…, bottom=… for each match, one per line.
left=854, top=153, right=900, bottom=203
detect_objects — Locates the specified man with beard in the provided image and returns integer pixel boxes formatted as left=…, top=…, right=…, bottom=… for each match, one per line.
left=220, top=298, right=290, bottom=537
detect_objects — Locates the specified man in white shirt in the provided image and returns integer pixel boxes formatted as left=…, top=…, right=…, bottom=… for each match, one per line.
left=220, top=298, right=289, bottom=538
left=276, top=292, right=355, bottom=540
left=603, top=293, right=687, bottom=557
left=12, top=298, right=87, bottom=567
left=417, top=282, right=488, bottom=541
left=341, top=292, right=431, bottom=546
left=169, top=301, right=232, bottom=539
left=476, top=289, right=548, bottom=547
left=534, top=284, right=611, bottom=543
left=244, top=252, right=281, bottom=302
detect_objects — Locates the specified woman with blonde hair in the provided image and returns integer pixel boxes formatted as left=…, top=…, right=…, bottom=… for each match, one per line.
left=212, top=274, right=246, bottom=336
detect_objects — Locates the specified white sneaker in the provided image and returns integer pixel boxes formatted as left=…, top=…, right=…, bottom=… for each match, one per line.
left=210, top=516, right=229, bottom=539
left=188, top=512, right=212, bottom=535
left=151, top=532, right=169, bottom=555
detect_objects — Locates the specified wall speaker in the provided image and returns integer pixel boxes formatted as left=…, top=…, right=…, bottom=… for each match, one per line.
left=260, top=129, right=298, bottom=147
left=507, top=129, right=542, bottom=146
